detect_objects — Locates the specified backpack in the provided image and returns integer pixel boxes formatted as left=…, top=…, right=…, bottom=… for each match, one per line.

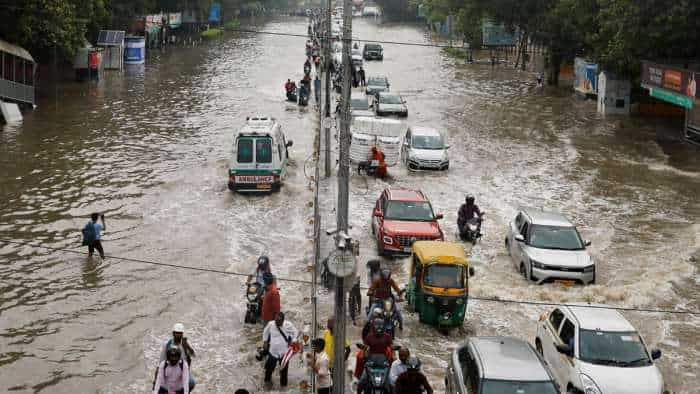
left=163, top=359, right=183, bottom=379
left=82, top=222, right=96, bottom=246
left=167, top=339, right=192, bottom=366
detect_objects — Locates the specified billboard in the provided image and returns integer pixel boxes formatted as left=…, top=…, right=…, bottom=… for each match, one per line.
left=482, top=21, right=516, bottom=46
left=209, top=3, right=221, bottom=22
left=642, top=61, right=697, bottom=109
left=574, top=57, right=598, bottom=95
left=168, top=13, right=182, bottom=28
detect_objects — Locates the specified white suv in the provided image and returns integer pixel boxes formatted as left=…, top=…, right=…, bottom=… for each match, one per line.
left=505, top=208, right=595, bottom=285
left=535, top=305, right=665, bottom=394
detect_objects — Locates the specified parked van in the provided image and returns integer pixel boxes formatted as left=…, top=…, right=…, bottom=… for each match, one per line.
left=228, top=116, right=293, bottom=192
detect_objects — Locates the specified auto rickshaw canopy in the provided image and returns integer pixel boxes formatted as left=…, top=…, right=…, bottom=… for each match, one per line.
left=412, top=241, right=469, bottom=267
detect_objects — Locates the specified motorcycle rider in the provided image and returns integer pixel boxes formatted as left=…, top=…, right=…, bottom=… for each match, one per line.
left=361, top=307, right=384, bottom=340
left=457, top=194, right=483, bottom=239
left=355, top=318, right=393, bottom=392
left=248, top=255, right=272, bottom=285
left=393, top=357, right=433, bottom=394
left=366, top=259, right=381, bottom=287
left=367, top=269, right=403, bottom=330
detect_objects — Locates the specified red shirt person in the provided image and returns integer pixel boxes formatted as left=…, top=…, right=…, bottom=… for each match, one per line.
left=261, top=275, right=280, bottom=325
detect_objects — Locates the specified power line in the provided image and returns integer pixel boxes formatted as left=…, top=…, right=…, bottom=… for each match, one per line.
left=1, top=238, right=697, bottom=316
left=230, top=28, right=462, bottom=49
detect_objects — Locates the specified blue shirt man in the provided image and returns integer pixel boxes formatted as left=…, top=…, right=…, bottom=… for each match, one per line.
left=84, top=213, right=106, bottom=259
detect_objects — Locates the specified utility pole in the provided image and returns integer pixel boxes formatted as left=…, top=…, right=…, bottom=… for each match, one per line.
left=324, top=0, right=332, bottom=177
left=332, top=0, right=353, bottom=391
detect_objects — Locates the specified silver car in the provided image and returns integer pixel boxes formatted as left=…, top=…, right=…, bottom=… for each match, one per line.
left=446, top=336, right=559, bottom=394
left=374, top=92, right=407, bottom=117
left=366, top=75, right=390, bottom=96
left=350, top=94, right=374, bottom=119
left=402, top=126, right=449, bottom=170
left=505, top=208, right=595, bottom=284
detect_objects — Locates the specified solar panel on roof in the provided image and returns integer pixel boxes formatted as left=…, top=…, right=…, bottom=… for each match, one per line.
left=97, top=30, right=125, bottom=46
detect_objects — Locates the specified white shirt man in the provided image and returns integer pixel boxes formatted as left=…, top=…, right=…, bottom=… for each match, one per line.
left=263, top=319, right=299, bottom=358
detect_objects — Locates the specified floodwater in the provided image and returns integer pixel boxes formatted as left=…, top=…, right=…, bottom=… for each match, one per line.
left=0, top=16, right=698, bottom=394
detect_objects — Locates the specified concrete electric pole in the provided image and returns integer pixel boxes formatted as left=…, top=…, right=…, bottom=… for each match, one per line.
left=331, top=0, right=353, bottom=391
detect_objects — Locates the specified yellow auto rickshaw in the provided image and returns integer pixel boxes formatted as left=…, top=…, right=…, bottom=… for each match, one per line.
left=406, top=241, right=474, bottom=332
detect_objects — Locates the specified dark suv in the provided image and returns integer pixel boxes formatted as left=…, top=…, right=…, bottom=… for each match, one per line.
left=446, top=337, right=559, bottom=394
left=363, top=43, right=384, bottom=60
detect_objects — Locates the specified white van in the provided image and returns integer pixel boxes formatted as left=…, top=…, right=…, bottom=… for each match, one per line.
left=228, top=116, right=293, bottom=192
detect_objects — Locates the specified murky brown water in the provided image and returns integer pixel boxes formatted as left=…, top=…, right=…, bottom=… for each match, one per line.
left=1, top=16, right=698, bottom=394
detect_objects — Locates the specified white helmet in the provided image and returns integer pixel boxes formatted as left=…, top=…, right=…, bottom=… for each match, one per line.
left=172, top=323, right=184, bottom=333
left=372, top=307, right=383, bottom=317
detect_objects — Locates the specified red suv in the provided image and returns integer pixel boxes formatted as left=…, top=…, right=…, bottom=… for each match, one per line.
left=371, top=187, right=444, bottom=255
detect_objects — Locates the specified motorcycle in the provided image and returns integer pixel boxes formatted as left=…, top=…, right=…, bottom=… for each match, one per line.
left=356, top=347, right=391, bottom=394
left=366, top=295, right=402, bottom=338
left=244, top=281, right=263, bottom=324
left=286, top=88, right=297, bottom=102
left=459, top=213, right=484, bottom=245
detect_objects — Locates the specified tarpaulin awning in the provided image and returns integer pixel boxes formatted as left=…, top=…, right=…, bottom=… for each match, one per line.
left=0, top=38, right=35, bottom=63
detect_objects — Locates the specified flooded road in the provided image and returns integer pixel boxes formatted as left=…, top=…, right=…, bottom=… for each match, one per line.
left=1, top=15, right=699, bottom=393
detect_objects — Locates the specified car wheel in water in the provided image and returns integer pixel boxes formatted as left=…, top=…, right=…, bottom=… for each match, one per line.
left=519, top=262, right=526, bottom=278
left=528, top=261, right=535, bottom=281
left=567, top=386, right=581, bottom=394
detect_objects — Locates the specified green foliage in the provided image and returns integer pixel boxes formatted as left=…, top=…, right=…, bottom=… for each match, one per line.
left=223, top=18, right=241, bottom=30
left=375, top=0, right=416, bottom=21
left=442, top=47, right=467, bottom=59
left=201, top=28, right=224, bottom=39
left=423, top=0, right=700, bottom=78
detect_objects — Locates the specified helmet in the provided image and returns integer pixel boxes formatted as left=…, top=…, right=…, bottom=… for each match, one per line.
left=372, top=307, right=383, bottom=318
left=166, top=346, right=181, bottom=360
left=465, top=195, right=475, bottom=204
left=367, top=259, right=380, bottom=272
left=263, top=272, right=274, bottom=285
left=373, top=318, right=385, bottom=335
left=380, top=269, right=391, bottom=280
left=406, top=356, right=421, bottom=371
left=172, top=323, right=184, bottom=333
left=257, top=255, right=270, bottom=267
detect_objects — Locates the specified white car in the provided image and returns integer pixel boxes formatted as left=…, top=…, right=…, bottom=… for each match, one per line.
left=402, top=126, right=449, bottom=170
left=536, top=305, right=665, bottom=394
left=505, top=208, right=596, bottom=285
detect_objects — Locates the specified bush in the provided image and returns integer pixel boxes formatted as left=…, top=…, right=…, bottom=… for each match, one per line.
left=201, top=28, right=223, bottom=39
left=223, top=19, right=241, bottom=31
left=442, top=47, right=467, bottom=59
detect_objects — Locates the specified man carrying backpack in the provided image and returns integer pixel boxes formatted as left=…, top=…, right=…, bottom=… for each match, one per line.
left=82, top=213, right=106, bottom=259
left=157, top=323, right=196, bottom=392
left=153, top=346, right=192, bottom=394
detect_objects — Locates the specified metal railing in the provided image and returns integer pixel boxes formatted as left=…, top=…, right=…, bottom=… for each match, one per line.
left=0, top=78, right=34, bottom=105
